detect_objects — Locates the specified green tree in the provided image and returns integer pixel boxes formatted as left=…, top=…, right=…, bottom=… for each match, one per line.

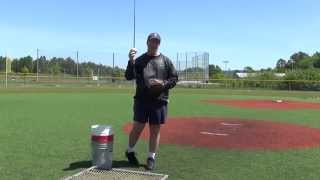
left=1, top=54, right=125, bottom=78
left=313, top=58, right=320, bottom=68
left=38, top=56, right=49, bottom=74
left=244, top=66, right=254, bottom=73
left=19, top=56, right=33, bottom=72
left=209, top=65, right=224, bottom=79
left=283, top=69, right=320, bottom=90
left=21, top=66, right=29, bottom=74
left=21, top=66, right=29, bottom=85
left=11, top=59, right=20, bottom=73
left=276, top=58, right=287, bottom=72
left=297, top=57, right=315, bottom=69
left=313, top=52, right=320, bottom=57
left=0, top=56, right=6, bottom=72
left=50, top=63, right=61, bottom=76
left=290, top=51, right=309, bottom=63
left=285, top=60, right=295, bottom=70
left=312, top=53, right=320, bottom=68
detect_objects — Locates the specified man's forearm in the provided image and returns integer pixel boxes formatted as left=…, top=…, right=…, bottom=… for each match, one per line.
left=164, top=59, right=178, bottom=90
left=164, top=76, right=178, bottom=90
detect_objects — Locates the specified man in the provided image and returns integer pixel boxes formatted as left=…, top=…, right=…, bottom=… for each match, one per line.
left=125, top=33, right=178, bottom=170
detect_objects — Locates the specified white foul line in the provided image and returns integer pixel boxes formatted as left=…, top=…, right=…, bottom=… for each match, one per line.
left=200, top=131, right=229, bottom=136
left=221, top=122, right=242, bottom=126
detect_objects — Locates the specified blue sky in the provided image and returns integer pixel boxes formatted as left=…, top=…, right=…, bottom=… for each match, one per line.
left=1, top=0, right=319, bottom=69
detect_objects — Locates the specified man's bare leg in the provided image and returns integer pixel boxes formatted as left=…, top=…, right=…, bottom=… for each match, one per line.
left=128, top=121, right=146, bottom=151
left=146, top=124, right=161, bottom=170
left=149, top=124, right=161, bottom=159
left=126, top=121, right=146, bottom=165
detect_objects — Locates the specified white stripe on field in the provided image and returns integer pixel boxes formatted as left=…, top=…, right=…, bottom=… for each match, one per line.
left=221, top=122, right=242, bottom=126
left=200, top=131, right=229, bottom=136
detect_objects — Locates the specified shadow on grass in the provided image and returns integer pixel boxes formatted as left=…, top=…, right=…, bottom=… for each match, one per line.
left=63, top=160, right=145, bottom=171
left=63, top=160, right=92, bottom=171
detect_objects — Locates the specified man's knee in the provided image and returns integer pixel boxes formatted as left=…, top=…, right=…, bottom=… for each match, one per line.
left=132, top=121, right=146, bottom=133
left=149, top=124, right=161, bottom=135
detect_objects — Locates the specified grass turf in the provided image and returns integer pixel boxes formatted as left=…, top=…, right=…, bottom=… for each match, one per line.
left=0, top=87, right=320, bottom=180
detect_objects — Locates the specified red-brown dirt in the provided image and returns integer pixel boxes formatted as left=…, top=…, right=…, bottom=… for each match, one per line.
left=204, top=99, right=320, bottom=110
left=123, top=117, right=320, bottom=150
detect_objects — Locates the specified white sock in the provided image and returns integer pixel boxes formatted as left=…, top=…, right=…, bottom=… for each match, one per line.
left=148, top=152, right=156, bottom=159
left=127, top=146, right=135, bottom=153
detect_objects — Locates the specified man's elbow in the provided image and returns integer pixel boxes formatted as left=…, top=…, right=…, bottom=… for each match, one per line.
left=125, top=72, right=132, bottom=80
left=173, top=75, right=178, bottom=84
left=172, top=77, right=178, bottom=87
left=125, top=75, right=133, bottom=81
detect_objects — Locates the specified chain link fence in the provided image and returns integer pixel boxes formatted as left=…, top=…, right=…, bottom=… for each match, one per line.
left=174, top=52, right=209, bottom=82
left=2, top=50, right=320, bottom=91
left=0, top=50, right=211, bottom=88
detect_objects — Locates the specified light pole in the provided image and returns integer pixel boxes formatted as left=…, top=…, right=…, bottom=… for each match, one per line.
left=223, top=60, right=229, bottom=73
left=36, top=48, right=39, bottom=82
left=5, top=52, right=8, bottom=88
left=76, top=51, right=79, bottom=79
left=133, top=0, right=136, bottom=48
left=112, top=52, right=115, bottom=83
left=132, top=0, right=136, bottom=88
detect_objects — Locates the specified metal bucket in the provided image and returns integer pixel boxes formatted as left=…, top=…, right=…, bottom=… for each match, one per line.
left=91, top=125, right=114, bottom=170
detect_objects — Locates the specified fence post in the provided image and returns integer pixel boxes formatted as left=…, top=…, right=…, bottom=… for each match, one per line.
left=5, top=54, right=8, bottom=88
left=289, top=81, right=292, bottom=91
left=185, top=52, right=188, bottom=81
left=176, top=53, right=179, bottom=79
left=112, top=52, right=115, bottom=83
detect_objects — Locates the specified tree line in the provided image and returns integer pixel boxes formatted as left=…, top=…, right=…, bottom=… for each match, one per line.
left=206, top=51, right=320, bottom=91
left=1, top=50, right=319, bottom=82
left=0, top=56, right=124, bottom=77
left=275, top=51, right=320, bottom=72
left=207, top=51, right=320, bottom=79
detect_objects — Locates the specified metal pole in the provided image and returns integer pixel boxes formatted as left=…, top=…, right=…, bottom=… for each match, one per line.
left=112, top=52, right=115, bottom=78
left=209, top=52, right=211, bottom=81
left=132, top=0, right=137, bottom=88
left=16, top=58, right=18, bottom=73
left=47, top=58, right=50, bottom=79
left=76, top=51, right=79, bottom=79
left=207, top=53, right=210, bottom=81
left=133, top=0, right=136, bottom=48
left=195, top=52, right=198, bottom=80
left=97, top=65, right=100, bottom=86
left=223, top=61, right=229, bottom=72
left=176, top=53, right=179, bottom=77
left=201, top=53, right=204, bottom=84
left=5, top=52, right=8, bottom=88
left=176, top=53, right=178, bottom=70
left=36, top=48, right=39, bottom=81
left=185, top=52, right=188, bottom=80
left=179, top=58, right=181, bottom=73
left=112, top=52, right=115, bottom=73
left=99, top=65, right=101, bottom=79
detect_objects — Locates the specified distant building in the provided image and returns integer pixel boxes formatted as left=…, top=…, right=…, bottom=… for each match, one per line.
left=235, top=72, right=285, bottom=78
left=235, top=73, right=256, bottom=78
left=274, top=73, right=286, bottom=78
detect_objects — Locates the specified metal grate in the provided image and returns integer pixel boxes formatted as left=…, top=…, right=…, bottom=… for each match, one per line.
left=61, top=166, right=168, bottom=180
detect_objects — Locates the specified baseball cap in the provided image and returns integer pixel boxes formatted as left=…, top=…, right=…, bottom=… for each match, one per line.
left=147, top=33, right=161, bottom=42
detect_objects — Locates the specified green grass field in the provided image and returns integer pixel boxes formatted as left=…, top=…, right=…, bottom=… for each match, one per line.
left=1, top=87, right=320, bottom=180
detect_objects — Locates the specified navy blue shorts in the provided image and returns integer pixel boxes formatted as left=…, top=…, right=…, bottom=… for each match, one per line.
left=133, top=100, right=168, bottom=125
